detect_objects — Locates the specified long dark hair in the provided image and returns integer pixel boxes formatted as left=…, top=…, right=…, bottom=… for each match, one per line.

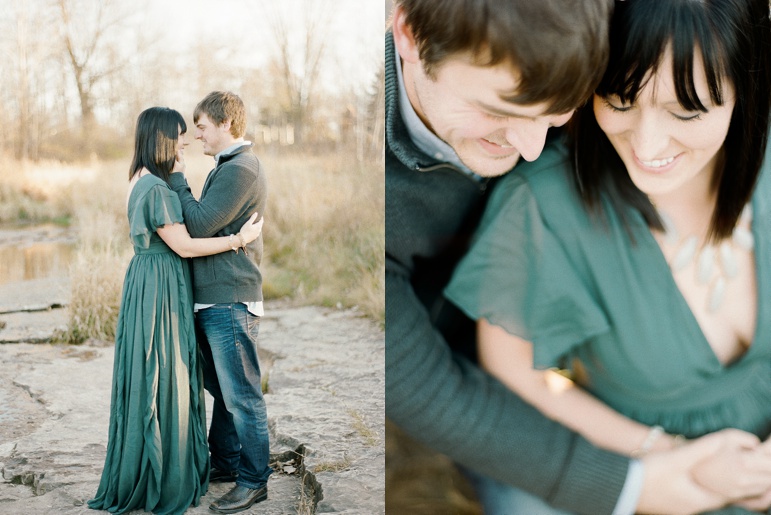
left=129, top=107, right=187, bottom=184
left=570, top=0, right=771, bottom=241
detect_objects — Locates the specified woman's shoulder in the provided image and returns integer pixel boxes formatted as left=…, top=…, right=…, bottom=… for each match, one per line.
left=129, top=174, right=177, bottom=212
left=490, top=141, right=590, bottom=229
left=133, top=173, right=172, bottom=195
left=128, top=174, right=183, bottom=232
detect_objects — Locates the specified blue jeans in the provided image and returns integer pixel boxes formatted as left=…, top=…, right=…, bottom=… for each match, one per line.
left=462, top=467, right=573, bottom=515
left=196, top=303, right=272, bottom=489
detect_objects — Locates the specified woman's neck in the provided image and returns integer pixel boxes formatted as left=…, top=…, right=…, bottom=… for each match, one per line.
left=648, top=166, right=717, bottom=241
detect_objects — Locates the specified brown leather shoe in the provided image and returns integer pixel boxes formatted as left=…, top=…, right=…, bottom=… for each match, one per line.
left=209, top=484, right=268, bottom=514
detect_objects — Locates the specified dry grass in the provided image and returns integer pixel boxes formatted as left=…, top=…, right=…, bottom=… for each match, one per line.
left=259, top=151, right=384, bottom=323
left=54, top=160, right=132, bottom=343
left=0, top=154, right=86, bottom=225
left=62, top=248, right=129, bottom=342
left=10, top=146, right=383, bottom=343
left=348, top=408, right=379, bottom=447
left=312, top=454, right=353, bottom=473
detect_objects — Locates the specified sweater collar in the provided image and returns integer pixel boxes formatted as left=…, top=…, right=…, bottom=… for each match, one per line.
left=215, top=141, right=252, bottom=165
left=386, top=31, right=432, bottom=171
left=393, top=39, right=472, bottom=175
left=386, top=32, right=483, bottom=181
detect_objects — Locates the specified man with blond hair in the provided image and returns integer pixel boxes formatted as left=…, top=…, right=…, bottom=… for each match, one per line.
left=170, top=90, right=271, bottom=514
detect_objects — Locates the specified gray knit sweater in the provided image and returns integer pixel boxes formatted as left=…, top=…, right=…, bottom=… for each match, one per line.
left=168, top=144, right=267, bottom=304
left=384, top=32, right=630, bottom=513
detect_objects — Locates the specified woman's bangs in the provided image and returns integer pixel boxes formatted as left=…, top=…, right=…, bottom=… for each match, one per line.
left=598, top=0, right=727, bottom=111
left=671, top=24, right=728, bottom=111
left=597, top=3, right=669, bottom=104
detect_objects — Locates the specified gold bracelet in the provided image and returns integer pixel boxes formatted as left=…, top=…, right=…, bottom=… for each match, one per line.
left=237, top=233, right=248, bottom=256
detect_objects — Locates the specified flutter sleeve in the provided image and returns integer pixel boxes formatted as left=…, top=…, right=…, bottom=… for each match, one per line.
left=129, top=183, right=185, bottom=249
left=445, top=171, right=610, bottom=368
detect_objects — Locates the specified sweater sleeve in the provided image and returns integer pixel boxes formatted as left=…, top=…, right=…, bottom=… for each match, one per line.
left=168, top=163, right=261, bottom=238
left=385, top=155, right=631, bottom=513
left=385, top=260, right=630, bottom=513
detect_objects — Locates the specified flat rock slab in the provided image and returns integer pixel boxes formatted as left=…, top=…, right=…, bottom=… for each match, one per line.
left=0, top=309, right=68, bottom=343
left=0, top=302, right=384, bottom=514
left=0, top=278, right=71, bottom=314
left=262, top=306, right=385, bottom=514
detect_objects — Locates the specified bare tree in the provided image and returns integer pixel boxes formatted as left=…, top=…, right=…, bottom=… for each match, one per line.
left=262, top=0, right=335, bottom=145
left=0, top=0, right=380, bottom=159
left=2, top=0, right=60, bottom=159
left=54, top=0, right=135, bottom=135
left=12, top=0, right=34, bottom=159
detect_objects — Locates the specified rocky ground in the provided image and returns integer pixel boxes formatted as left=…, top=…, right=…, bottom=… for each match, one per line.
left=0, top=278, right=384, bottom=514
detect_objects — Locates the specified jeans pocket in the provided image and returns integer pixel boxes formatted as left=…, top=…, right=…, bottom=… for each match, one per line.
left=247, top=313, right=261, bottom=336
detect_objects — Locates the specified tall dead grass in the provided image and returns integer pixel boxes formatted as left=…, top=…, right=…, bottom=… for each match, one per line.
left=260, top=151, right=384, bottom=322
left=0, top=155, right=81, bottom=224
left=57, top=160, right=132, bottom=343
left=0, top=155, right=130, bottom=343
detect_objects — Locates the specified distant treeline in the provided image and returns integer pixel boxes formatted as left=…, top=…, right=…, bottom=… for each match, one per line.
left=0, top=0, right=384, bottom=162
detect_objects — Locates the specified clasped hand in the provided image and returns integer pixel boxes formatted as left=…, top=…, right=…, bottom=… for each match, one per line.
left=690, top=431, right=771, bottom=512
left=639, top=429, right=771, bottom=514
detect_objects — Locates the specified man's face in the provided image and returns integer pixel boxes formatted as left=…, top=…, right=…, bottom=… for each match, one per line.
left=406, top=55, right=573, bottom=177
left=195, top=113, right=232, bottom=156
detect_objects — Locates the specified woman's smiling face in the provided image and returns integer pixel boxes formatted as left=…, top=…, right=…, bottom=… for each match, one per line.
left=594, top=47, right=735, bottom=199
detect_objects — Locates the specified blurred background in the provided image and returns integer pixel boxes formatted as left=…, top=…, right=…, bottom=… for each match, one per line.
left=0, top=0, right=384, bottom=343
left=0, top=0, right=383, bottom=161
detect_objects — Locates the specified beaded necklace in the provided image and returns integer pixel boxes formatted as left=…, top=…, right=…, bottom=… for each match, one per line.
left=658, top=205, right=754, bottom=312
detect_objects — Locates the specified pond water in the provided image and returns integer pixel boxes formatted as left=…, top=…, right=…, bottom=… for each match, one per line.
left=0, top=225, right=77, bottom=287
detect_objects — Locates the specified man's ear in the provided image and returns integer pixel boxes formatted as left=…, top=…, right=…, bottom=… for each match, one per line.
left=220, top=119, right=232, bottom=132
left=392, top=5, right=420, bottom=65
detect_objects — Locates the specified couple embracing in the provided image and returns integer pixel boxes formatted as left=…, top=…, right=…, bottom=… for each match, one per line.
left=387, top=0, right=771, bottom=514
left=87, top=91, right=272, bottom=515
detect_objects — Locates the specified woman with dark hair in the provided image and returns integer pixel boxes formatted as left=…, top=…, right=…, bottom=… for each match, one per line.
left=446, top=0, right=771, bottom=513
left=88, top=106, right=263, bottom=515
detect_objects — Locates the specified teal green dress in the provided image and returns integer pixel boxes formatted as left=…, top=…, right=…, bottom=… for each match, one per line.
left=89, top=175, right=209, bottom=515
left=446, top=142, right=771, bottom=444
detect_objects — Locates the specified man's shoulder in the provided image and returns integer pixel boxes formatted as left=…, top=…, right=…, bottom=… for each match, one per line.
left=223, top=146, right=260, bottom=165
left=218, top=149, right=262, bottom=178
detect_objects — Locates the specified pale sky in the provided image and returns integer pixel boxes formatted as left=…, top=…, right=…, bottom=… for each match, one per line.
left=143, top=0, right=384, bottom=92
